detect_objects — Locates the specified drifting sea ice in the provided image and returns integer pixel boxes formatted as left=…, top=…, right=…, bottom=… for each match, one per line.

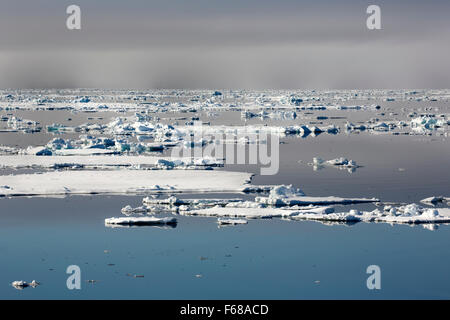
left=105, top=216, right=177, bottom=226
left=292, top=204, right=450, bottom=224
left=0, top=170, right=253, bottom=197
left=410, top=116, right=446, bottom=132
left=217, top=218, right=248, bottom=225
left=184, top=203, right=450, bottom=225
left=121, top=205, right=148, bottom=216
left=11, top=280, right=40, bottom=290
left=310, top=157, right=360, bottom=173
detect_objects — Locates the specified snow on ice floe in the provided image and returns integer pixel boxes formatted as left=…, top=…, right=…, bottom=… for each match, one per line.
left=184, top=205, right=335, bottom=219
left=0, top=170, right=253, bottom=197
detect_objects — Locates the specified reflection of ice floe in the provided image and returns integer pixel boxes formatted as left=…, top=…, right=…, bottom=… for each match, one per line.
left=422, top=224, right=439, bottom=231
left=0, top=170, right=253, bottom=197
left=105, top=223, right=176, bottom=229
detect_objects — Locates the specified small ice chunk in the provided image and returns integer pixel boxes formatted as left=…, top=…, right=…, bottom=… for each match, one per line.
left=121, top=205, right=148, bottom=216
left=105, top=216, right=177, bottom=226
left=12, top=281, right=29, bottom=289
left=11, top=280, right=39, bottom=290
left=217, top=218, right=248, bottom=225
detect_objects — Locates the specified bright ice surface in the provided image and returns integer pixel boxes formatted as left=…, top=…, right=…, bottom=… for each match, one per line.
left=0, top=170, right=253, bottom=197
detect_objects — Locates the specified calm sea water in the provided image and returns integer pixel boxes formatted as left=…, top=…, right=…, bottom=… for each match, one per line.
left=0, top=102, right=449, bottom=299
left=1, top=195, right=450, bottom=299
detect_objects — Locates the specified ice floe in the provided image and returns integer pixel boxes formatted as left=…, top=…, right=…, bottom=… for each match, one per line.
left=410, top=116, right=446, bottom=132
left=181, top=203, right=450, bottom=225
left=180, top=205, right=323, bottom=219
left=217, top=218, right=248, bottom=225
left=310, top=157, right=361, bottom=173
left=105, top=216, right=177, bottom=226
left=11, top=280, right=40, bottom=290
left=0, top=170, right=253, bottom=197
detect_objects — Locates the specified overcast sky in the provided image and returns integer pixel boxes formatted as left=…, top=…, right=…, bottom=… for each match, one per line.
left=0, top=0, right=449, bottom=89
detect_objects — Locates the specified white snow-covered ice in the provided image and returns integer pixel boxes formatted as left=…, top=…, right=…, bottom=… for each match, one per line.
left=0, top=170, right=253, bottom=197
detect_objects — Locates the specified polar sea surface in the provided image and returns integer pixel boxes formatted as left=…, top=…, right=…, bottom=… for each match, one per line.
left=0, top=89, right=449, bottom=299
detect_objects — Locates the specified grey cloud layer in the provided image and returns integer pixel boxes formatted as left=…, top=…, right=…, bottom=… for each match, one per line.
left=0, top=0, right=449, bottom=88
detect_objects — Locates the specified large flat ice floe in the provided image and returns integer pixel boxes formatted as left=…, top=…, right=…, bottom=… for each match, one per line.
left=0, top=170, right=252, bottom=197
left=185, top=206, right=334, bottom=219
